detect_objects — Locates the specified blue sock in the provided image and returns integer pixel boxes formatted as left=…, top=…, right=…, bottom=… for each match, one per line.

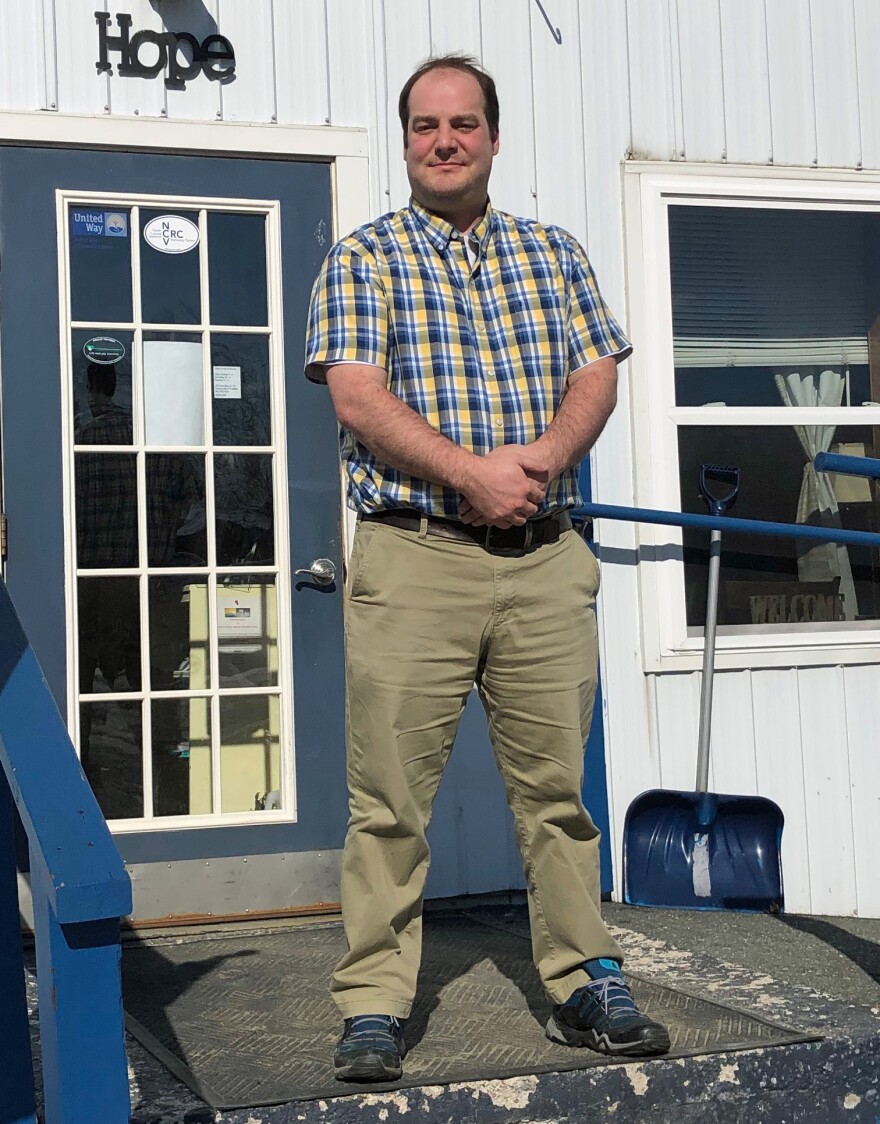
left=584, top=957, right=622, bottom=980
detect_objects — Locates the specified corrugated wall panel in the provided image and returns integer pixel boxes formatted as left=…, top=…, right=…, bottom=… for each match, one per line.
left=654, top=672, right=700, bottom=790
left=580, top=0, right=646, bottom=876
left=765, top=0, right=817, bottom=167
left=107, top=1, right=165, bottom=120
left=809, top=0, right=861, bottom=169
left=752, top=669, right=812, bottom=915
left=706, top=670, right=758, bottom=796
left=626, top=0, right=676, bottom=161
left=380, top=0, right=432, bottom=209
left=675, top=0, right=725, bottom=162
left=54, top=0, right=110, bottom=115
left=428, top=0, right=482, bottom=57
left=481, top=0, right=537, bottom=220
left=797, top=666, right=858, bottom=915
left=530, top=0, right=588, bottom=238
left=854, top=0, right=880, bottom=169
left=718, top=0, right=772, bottom=164
left=274, top=0, right=330, bottom=127
left=0, top=3, right=49, bottom=111
left=164, top=0, right=221, bottom=123
left=843, top=666, right=880, bottom=917
left=215, top=0, right=276, bottom=123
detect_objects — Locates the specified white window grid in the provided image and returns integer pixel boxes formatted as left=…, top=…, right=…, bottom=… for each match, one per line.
left=57, top=189, right=297, bottom=830
left=623, top=166, right=880, bottom=672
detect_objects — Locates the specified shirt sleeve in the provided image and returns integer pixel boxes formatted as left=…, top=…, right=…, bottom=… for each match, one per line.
left=304, top=241, right=389, bottom=384
left=566, top=238, right=633, bottom=373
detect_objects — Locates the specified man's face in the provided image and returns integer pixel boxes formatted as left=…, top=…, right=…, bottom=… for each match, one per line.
left=404, top=68, right=499, bottom=219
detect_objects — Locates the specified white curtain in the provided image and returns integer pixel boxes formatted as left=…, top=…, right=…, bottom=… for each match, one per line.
left=773, top=368, right=857, bottom=619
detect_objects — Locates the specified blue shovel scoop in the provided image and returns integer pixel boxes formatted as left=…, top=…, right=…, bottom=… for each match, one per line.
left=623, top=464, right=785, bottom=912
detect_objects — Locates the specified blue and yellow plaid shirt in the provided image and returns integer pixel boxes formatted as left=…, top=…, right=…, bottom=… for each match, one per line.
left=305, top=199, right=631, bottom=516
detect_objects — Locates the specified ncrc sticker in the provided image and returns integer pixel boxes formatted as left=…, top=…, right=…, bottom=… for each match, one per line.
left=71, top=210, right=129, bottom=237
left=143, top=214, right=200, bottom=255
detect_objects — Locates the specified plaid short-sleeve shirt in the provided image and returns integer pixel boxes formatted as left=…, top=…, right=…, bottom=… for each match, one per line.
left=305, top=199, right=631, bottom=516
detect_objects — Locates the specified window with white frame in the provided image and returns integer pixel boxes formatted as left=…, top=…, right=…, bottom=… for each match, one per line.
left=61, top=192, right=294, bottom=829
left=627, top=170, right=880, bottom=667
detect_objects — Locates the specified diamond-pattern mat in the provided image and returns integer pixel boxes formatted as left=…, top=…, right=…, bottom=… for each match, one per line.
left=122, top=912, right=816, bottom=1110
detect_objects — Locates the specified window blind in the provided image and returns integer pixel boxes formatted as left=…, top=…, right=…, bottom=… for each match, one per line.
left=669, top=205, right=870, bottom=368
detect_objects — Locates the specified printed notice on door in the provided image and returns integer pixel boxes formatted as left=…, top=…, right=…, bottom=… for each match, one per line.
left=213, top=365, right=242, bottom=399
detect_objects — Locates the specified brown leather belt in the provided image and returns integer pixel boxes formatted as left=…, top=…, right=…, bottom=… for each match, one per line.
left=359, top=508, right=573, bottom=555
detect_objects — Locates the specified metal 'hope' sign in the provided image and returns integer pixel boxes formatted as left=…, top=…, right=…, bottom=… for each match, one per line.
left=95, top=12, right=235, bottom=90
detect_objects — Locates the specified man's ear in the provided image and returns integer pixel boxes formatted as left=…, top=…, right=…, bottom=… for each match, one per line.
left=492, top=129, right=500, bottom=156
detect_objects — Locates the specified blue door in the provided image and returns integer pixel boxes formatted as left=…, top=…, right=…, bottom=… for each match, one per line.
left=0, top=146, right=347, bottom=917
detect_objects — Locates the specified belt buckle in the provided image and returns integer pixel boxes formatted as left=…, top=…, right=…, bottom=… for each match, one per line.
left=483, top=522, right=533, bottom=557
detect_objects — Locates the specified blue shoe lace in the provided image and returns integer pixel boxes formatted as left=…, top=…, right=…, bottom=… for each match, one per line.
left=338, top=1014, right=404, bottom=1056
left=567, top=974, right=649, bottom=1032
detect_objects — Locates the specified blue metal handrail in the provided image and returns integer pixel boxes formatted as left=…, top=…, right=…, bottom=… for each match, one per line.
left=0, top=578, right=132, bottom=1124
left=575, top=454, right=880, bottom=548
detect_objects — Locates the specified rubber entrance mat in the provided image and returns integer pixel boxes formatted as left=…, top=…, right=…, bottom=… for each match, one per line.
left=123, top=912, right=816, bottom=1110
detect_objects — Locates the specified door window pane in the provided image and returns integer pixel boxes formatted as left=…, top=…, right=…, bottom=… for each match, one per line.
left=215, top=454, right=274, bottom=565
left=670, top=206, right=879, bottom=407
left=208, top=212, right=268, bottom=326
left=73, top=330, right=134, bottom=444
left=149, top=577, right=210, bottom=690
left=140, top=209, right=201, bottom=324
left=78, top=577, right=141, bottom=692
left=69, top=205, right=132, bottom=324
left=80, top=700, right=143, bottom=820
left=146, top=453, right=206, bottom=566
left=211, top=333, right=271, bottom=446
left=678, top=425, right=880, bottom=630
left=219, top=694, right=280, bottom=813
left=152, top=697, right=212, bottom=816
left=143, top=333, right=204, bottom=445
left=217, top=576, right=278, bottom=688
left=75, top=452, right=138, bottom=568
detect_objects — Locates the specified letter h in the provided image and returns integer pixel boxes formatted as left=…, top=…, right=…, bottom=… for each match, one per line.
left=95, top=12, right=133, bottom=75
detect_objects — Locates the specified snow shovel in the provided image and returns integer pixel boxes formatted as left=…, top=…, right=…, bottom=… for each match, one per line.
left=623, top=464, right=784, bottom=912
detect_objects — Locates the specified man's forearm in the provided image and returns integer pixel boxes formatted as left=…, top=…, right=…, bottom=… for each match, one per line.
left=331, top=376, right=479, bottom=493
left=530, top=357, right=618, bottom=478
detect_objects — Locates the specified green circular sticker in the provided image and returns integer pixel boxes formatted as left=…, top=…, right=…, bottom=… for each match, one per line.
left=83, top=336, right=126, bottom=365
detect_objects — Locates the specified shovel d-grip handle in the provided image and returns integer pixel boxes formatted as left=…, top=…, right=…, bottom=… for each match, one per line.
left=699, top=464, right=740, bottom=516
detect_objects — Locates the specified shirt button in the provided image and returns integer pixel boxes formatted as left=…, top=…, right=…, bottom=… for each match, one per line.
left=494, top=418, right=503, bottom=427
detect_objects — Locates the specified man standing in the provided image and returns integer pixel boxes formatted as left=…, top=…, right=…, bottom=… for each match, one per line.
left=306, top=55, right=670, bottom=1083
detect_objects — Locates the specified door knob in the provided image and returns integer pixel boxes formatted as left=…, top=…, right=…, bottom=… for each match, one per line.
left=294, top=558, right=336, bottom=585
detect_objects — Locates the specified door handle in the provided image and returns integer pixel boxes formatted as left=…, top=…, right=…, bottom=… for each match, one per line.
left=294, top=558, right=336, bottom=585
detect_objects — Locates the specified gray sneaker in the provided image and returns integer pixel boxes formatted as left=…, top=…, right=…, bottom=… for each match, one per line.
left=334, top=1014, right=407, bottom=1082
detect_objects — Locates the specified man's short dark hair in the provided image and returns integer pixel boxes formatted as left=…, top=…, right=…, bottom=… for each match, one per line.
left=398, top=54, right=499, bottom=144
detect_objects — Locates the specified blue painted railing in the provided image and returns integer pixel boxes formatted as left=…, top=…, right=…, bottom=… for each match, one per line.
left=575, top=453, right=880, bottom=547
left=0, top=578, right=132, bottom=1124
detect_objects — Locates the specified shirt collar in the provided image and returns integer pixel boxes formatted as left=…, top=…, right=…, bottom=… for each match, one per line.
left=409, top=197, right=495, bottom=255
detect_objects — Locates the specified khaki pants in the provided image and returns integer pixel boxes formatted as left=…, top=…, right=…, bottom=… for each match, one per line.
left=333, top=520, right=623, bottom=1019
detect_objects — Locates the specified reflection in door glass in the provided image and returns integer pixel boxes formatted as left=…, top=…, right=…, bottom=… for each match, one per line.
left=217, top=575, right=278, bottom=688
left=215, top=454, right=274, bottom=566
left=72, top=330, right=134, bottom=443
left=146, top=453, right=207, bottom=566
left=143, top=333, right=204, bottom=446
left=219, top=694, right=280, bottom=813
left=149, top=578, right=210, bottom=690
left=211, top=333, right=271, bottom=446
left=152, top=697, right=212, bottom=817
left=208, top=212, right=268, bottom=326
left=140, top=209, right=201, bottom=324
left=80, top=700, right=143, bottom=820
left=78, top=577, right=141, bottom=692
left=69, top=205, right=133, bottom=324
left=75, top=452, right=138, bottom=567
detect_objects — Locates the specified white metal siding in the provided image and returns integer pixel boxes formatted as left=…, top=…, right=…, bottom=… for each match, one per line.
left=2, top=0, right=879, bottom=915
